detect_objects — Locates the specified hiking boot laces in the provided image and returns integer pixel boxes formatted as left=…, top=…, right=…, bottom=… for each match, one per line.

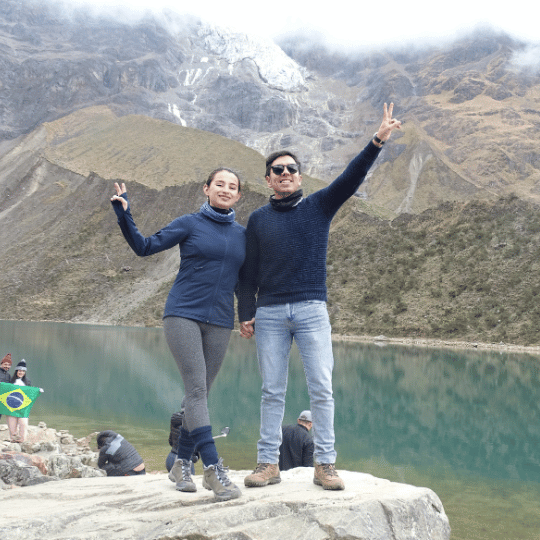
left=320, top=463, right=338, bottom=477
left=214, top=458, right=232, bottom=486
left=181, top=459, right=193, bottom=481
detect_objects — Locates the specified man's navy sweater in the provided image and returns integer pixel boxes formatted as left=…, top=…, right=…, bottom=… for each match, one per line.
left=237, top=141, right=381, bottom=321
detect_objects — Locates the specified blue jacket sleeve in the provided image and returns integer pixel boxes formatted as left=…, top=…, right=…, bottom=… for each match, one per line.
left=112, top=197, right=190, bottom=256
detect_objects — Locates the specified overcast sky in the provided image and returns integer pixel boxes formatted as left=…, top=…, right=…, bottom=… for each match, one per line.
left=56, top=0, right=539, bottom=51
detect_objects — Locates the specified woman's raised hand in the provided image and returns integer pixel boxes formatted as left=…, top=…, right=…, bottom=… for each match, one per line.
left=111, top=182, right=128, bottom=211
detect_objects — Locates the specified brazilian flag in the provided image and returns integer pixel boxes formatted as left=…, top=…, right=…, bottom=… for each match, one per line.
left=0, top=383, right=42, bottom=418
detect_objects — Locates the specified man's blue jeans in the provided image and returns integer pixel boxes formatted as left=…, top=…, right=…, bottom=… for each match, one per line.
left=254, top=300, right=337, bottom=465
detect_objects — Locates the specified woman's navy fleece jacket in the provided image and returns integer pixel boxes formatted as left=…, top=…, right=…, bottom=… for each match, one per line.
left=112, top=200, right=246, bottom=329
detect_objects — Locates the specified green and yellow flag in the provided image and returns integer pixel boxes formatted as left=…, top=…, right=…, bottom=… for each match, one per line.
left=0, top=383, right=41, bottom=418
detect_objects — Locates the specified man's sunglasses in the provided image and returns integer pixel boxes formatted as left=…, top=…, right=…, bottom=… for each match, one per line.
left=270, top=164, right=299, bottom=175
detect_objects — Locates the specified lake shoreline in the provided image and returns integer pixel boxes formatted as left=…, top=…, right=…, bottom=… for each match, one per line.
left=330, top=333, right=540, bottom=356
left=5, top=318, right=540, bottom=356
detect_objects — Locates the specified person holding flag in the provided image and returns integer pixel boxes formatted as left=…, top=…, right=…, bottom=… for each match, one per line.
left=0, top=359, right=42, bottom=443
left=0, top=353, right=12, bottom=421
left=0, top=353, right=11, bottom=384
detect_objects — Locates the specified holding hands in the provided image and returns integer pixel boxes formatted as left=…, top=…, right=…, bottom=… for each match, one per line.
left=111, top=182, right=128, bottom=211
left=240, top=318, right=255, bottom=339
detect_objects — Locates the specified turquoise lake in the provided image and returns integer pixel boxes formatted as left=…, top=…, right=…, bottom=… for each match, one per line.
left=1, top=319, right=539, bottom=539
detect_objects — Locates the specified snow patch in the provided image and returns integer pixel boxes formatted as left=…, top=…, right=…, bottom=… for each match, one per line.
left=199, top=25, right=306, bottom=92
left=168, top=103, right=186, bottom=126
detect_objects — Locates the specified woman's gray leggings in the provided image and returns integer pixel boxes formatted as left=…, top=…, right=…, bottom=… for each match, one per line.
left=163, top=316, right=231, bottom=432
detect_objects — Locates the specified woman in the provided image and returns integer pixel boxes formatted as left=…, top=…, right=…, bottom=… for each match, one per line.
left=7, top=359, right=32, bottom=443
left=111, top=168, right=245, bottom=502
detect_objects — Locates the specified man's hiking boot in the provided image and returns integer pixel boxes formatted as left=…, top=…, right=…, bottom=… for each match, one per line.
left=313, top=463, right=345, bottom=490
left=168, top=458, right=197, bottom=492
left=244, top=463, right=281, bottom=487
left=203, top=458, right=242, bottom=502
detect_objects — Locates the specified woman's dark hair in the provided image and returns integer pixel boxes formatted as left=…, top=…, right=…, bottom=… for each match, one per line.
left=11, top=372, right=28, bottom=384
left=265, top=150, right=301, bottom=177
left=205, top=168, right=242, bottom=191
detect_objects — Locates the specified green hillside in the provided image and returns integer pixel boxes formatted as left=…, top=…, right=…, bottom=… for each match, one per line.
left=328, top=195, right=540, bottom=345
left=42, top=106, right=327, bottom=195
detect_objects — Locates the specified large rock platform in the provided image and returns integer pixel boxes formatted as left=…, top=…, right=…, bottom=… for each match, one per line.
left=0, top=465, right=450, bottom=540
left=0, top=423, right=450, bottom=539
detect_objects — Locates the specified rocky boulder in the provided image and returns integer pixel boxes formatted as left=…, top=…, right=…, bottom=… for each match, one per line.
left=0, top=423, right=451, bottom=538
left=0, top=466, right=450, bottom=540
left=0, top=422, right=105, bottom=488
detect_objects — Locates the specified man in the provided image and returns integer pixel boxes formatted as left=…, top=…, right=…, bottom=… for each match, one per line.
left=0, top=353, right=11, bottom=383
left=279, top=410, right=314, bottom=471
left=0, top=353, right=12, bottom=421
left=238, top=103, right=401, bottom=490
left=96, top=430, right=146, bottom=476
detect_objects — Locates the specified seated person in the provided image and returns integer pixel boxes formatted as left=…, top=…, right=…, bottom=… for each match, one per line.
left=278, top=410, right=314, bottom=471
left=97, top=430, right=145, bottom=476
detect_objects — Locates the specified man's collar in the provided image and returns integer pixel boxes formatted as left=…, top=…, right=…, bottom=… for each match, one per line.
left=269, top=189, right=303, bottom=211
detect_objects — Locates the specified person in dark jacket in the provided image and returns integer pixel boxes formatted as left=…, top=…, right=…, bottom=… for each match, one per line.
left=279, top=410, right=314, bottom=471
left=0, top=353, right=12, bottom=383
left=111, top=168, right=245, bottom=502
left=166, top=410, right=185, bottom=472
left=0, top=353, right=12, bottom=421
left=166, top=410, right=197, bottom=473
left=97, top=430, right=146, bottom=476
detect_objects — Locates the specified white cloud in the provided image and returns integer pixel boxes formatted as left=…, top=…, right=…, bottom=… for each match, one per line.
left=49, top=0, right=540, bottom=51
left=510, top=44, right=540, bottom=72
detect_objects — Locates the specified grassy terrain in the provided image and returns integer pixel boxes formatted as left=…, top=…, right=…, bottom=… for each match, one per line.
left=43, top=106, right=327, bottom=194
left=328, top=194, right=540, bottom=345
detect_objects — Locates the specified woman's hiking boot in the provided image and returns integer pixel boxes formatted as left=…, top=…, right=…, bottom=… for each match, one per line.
left=168, top=458, right=197, bottom=492
left=202, top=458, right=242, bottom=502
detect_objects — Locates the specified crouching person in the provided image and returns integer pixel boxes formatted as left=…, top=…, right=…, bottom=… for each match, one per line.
left=97, top=430, right=146, bottom=476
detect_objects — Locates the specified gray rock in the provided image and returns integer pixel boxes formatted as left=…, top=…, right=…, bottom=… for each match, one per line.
left=47, top=453, right=105, bottom=479
left=0, top=458, right=56, bottom=487
left=0, top=423, right=104, bottom=485
left=47, top=454, right=84, bottom=479
left=0, top=467, right=450, bottom=540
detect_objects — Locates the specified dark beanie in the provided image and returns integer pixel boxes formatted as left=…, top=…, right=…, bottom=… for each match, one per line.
left=1, top=353, right=12, bottom=366
left=15, top=359, right=27, bottom=372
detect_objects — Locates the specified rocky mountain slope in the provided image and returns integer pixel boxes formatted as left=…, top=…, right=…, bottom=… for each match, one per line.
left=3, top=0, right=540, bottom=345
left=1, top=0, right=540, bottom=215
